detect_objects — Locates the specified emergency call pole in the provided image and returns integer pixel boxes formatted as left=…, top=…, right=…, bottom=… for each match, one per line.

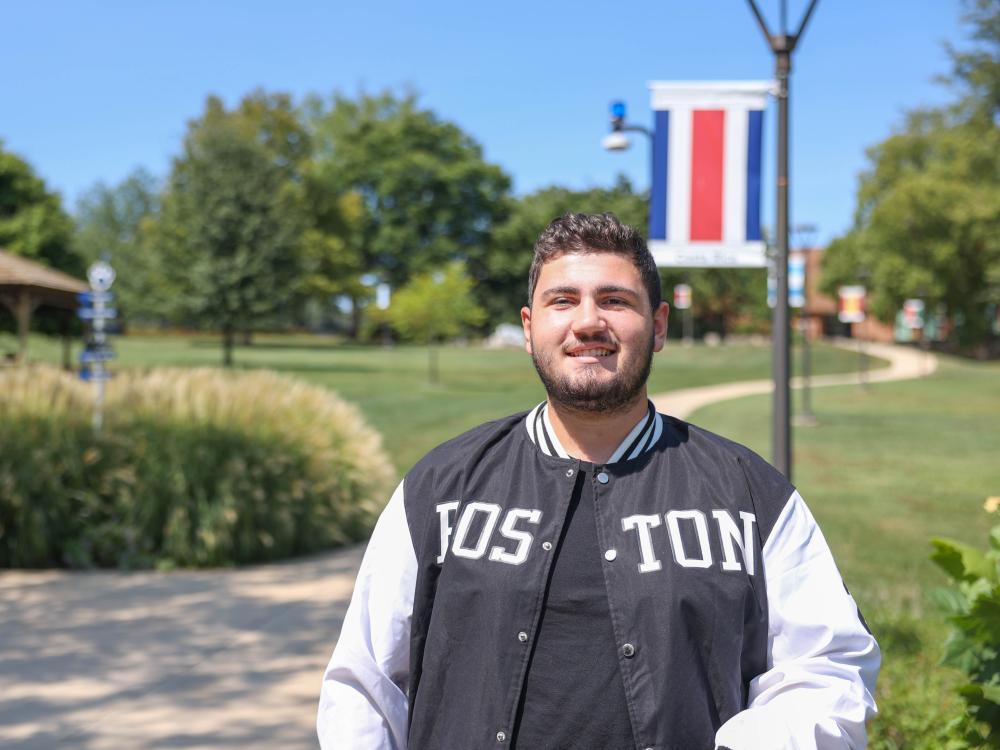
left=746, top=0, right=820, bottom=480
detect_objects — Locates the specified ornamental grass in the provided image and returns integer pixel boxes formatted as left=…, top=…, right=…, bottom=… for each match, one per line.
left=0, top=365, right=394, bottom=569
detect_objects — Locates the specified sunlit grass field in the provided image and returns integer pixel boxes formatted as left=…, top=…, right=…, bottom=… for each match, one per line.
left=690, top=355, right=1000, bottom=747
left=6, top=331, right=877, bottom=472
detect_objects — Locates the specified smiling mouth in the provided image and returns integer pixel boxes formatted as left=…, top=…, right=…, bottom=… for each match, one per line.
left=567, top=348, right=616, bottom=358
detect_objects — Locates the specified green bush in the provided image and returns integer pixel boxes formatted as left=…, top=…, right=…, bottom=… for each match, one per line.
left=0, top=366, right=395, bottom=568
left=930, top=500, right=1000, bottom=748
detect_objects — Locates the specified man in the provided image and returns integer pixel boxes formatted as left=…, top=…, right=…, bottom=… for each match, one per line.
left=318, top=213, right=879, bottom=749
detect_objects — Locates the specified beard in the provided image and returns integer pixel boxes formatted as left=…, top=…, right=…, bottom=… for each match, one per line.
left=531, top=332, right=654, bottom=414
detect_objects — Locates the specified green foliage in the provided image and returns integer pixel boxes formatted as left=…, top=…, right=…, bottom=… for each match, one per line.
left=304, top=90, right=511, bottom=326
left=387, top=261, right=486, bottom=344
left=154, top=100, right=305, bottom=363
left=822, top=1, right=1000, bottom=347
left=931, top=502, right=1000, bottom=747
left=73, top=167, right=161, bottom=327
left=0, top=140, right=80, bottom=275
left=0, top=366, right=394, bottom=569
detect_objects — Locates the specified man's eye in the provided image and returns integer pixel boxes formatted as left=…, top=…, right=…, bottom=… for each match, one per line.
left=605, top=297, right=629, bottom=306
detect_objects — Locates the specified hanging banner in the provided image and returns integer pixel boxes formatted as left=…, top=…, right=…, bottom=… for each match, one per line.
left=648, top=81, right=773, bottom=268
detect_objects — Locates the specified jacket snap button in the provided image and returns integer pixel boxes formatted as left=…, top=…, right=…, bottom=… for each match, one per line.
left=542, top=541, right=552, bottom=551
left=622, top=643, right=636, bottom=658
left=518, top=631, right=528, bottom=643
left=604, top=549, right=617, bottom=561
left=565, top=468, right=574, bottom=477
left=496, top=730, right=507, bottom=742
left=597, top=471, right=609, bottom=484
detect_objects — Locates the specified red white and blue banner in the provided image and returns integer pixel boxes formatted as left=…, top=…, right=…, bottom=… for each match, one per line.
left=648, top=81, right=773, bottom=268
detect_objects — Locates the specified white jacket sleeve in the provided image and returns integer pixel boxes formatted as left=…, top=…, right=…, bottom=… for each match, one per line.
left=715, top=491, right=880, bottom=750
left=317, top=480, right=417, bottom=750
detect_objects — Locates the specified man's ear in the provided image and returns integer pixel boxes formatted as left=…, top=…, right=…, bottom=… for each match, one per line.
left=520, top=306, right=533, bottom=355
left=653, top=302, right=669, bottom=352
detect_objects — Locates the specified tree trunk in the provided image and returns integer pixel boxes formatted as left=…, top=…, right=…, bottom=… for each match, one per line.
left=349, top=296, right=363, bottom=340
left=223, top=325, right=235, bottom=367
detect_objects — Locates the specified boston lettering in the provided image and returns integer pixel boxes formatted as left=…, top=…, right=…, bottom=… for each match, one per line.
left=436, top=502, right=757, bottom=574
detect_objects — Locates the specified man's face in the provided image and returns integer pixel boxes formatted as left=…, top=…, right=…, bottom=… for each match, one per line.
left=521, top=252, right=669, bottom=413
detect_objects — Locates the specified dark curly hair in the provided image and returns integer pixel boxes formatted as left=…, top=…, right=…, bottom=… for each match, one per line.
left=527, top=212, right=662, bottom=310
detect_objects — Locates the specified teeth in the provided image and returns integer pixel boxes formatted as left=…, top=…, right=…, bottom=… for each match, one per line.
left=571, top=349, right=613, bottom=357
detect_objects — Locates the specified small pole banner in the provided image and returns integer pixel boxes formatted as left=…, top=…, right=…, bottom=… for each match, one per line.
left=673, top=284, right=692, bottom=310
left=903, top=299, right=925, bottom=329
left=788, top=252, right=806, bottom=309
left=838, top=286, right=866, bottom=324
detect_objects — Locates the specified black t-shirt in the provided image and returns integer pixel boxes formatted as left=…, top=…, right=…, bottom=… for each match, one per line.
left=512, top=466, right=635, bottom=749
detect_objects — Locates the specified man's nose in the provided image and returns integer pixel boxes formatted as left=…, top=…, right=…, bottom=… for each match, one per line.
left=571, top=298, right=607, bottom=336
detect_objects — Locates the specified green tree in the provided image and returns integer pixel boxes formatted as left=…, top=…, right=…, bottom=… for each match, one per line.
left=0, top=141, right=79, bottom=275
left=155, top=113, right=303, bottom=366
left=197, top=90, right=311, bottom=179
left=305, top=90, right=511, bottom=334
left=73, top=168, right=161, bottom=327
left=822, top=0, right=1000, bottom=349
left=386, top=261, right=486, bottom=383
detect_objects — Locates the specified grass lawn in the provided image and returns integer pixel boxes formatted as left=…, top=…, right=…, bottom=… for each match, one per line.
left=689, top=355, right=1000, bottom=748
left=6, top=331, right=881, bottom=473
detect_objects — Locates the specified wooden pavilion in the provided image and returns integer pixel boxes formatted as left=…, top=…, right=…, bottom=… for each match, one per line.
left=0, top=249, right=88, bottom=367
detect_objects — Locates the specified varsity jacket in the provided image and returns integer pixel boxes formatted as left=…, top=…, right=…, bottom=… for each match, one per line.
left=318, top=403, right=880, bottom=749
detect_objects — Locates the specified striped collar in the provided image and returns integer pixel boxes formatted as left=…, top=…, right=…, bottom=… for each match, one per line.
left=524, top=400, right=663, bottom=463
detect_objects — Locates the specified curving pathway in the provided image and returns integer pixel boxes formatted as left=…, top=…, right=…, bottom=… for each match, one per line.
left=651, top=340, right=937, bottom=419
left=0, top=342, right=936, bottom=749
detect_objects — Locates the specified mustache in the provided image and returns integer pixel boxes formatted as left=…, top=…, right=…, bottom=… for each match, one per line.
left=563, top=334, right=619, bottom=350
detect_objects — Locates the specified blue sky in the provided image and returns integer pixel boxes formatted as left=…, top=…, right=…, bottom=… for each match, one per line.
left=2, top=1, right=964, bottom=245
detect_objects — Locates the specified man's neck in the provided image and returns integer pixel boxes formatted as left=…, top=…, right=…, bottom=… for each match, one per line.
left=545, top=393, right=649, bottom=465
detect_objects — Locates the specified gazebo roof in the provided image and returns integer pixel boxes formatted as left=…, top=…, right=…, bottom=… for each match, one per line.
left=0, top=249, right=89, bottom=297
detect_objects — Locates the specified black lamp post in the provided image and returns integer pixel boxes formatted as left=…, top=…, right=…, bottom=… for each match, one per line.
left=745, top=0, right=820, bottom=480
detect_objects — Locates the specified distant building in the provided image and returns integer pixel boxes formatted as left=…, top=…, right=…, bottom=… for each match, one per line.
left=799, top=247, right=894, bottom=343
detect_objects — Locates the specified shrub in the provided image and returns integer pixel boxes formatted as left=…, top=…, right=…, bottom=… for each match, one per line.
left=930, top=499, right=1000, bottom=748
left=0, top=365, right=395, bottom=568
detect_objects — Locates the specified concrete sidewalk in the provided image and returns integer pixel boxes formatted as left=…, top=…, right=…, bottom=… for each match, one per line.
left=0, top=342, right=935, bottom=749
left=0, top=548, right=364, bottom=749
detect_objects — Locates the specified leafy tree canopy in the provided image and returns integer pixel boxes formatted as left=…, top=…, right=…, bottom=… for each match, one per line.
left=386, top=261, right=486, bottom=382
left=0, top=141, right=80, bottom=276
left=822, top=0, right=1000, bottom=346
left=387, top=260, right=486, bottom=344
left=304, top=90, right=512, bottom=292
left=74, top=168, right=161, bottom=325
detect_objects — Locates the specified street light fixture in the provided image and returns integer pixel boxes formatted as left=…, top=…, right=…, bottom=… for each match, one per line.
left=602, top=100, right=652, bottom=152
